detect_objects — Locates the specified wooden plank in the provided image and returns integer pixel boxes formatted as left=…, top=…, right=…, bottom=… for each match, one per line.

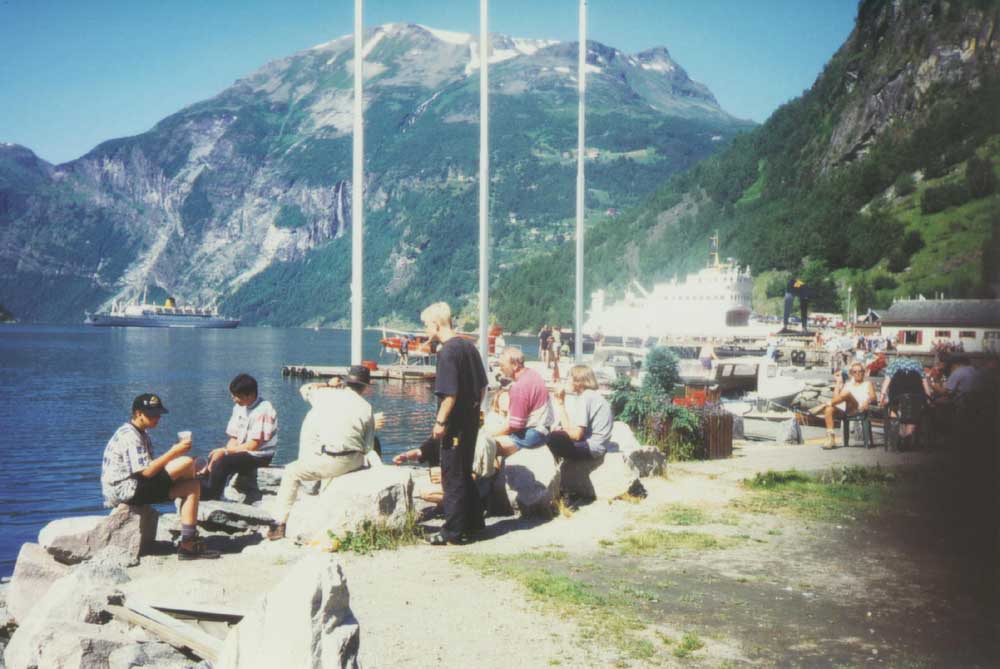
left=150, top=603, right=246, bottom=622
left=107, top=603, right=223, bottom=661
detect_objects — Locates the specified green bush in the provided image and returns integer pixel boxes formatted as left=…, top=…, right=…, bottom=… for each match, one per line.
left=641, top=346, right=681, bottom=395
left=966, top=155, right=997, bottom=199
left=893, top=172, right=916, bottom=196
left=921, top=182, right=970, bottom=214
left=887, top=248, right=910, bottom=273
left=901, top=230, right=925, bottom=255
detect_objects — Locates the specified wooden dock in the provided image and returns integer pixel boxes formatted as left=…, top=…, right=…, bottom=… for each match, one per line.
left=281, top=364, right=436, bottom=381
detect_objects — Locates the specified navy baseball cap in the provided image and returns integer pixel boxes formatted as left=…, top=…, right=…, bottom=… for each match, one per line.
left=132, top=393, right=169, bottom=415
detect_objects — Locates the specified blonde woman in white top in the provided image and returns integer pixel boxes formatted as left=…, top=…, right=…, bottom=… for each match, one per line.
left=822, top=362, right=876, bottom=449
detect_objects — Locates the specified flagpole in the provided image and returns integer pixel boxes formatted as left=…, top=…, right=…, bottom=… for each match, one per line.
left=478, top=0, right=490, bottom=370
left=351, top=0, right=364, bottom=364
left=575, top=0, right=587, bottom=362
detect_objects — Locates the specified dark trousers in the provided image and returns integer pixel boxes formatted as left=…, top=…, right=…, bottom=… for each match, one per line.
left=547, top=431, right=594, bottom=460
left=441, top=411, right=484, bottom=534
left=783, top=293, right=809, bottom=329
left=202, top=452, right=271, bottom=501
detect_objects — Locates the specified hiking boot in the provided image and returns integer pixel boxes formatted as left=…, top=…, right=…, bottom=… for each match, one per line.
left=425, top=529, right=467, bottom=546
left=177, top=538, right=221, bottom=561
left=266, top=523, right=286, bottom=541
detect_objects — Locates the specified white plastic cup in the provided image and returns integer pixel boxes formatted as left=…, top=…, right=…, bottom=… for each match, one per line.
left=177, top=430, right=192, bottom=442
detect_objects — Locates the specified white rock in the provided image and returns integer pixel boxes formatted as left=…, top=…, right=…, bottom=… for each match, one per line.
left=254, top=467, right=284, bottom=491
left=5, top=620, right=131, bottom=669
left=215, top=555, right=360, bottom=669
left=503, top=447, right=560, bottom=517
left=108, top=641, right=193, bottom=669
left=611, top=421, right=642, bottom=451
left=560, top=452, right=645, bottom=501
left=38, top=504, right=159, bottom=566
left=285, top=466, right=414, bottom=544
left=6, top=543, right=70, bottom=624
left=197, top=501, right=275, bottom=533
left=4, top=557, right=129, bottom=668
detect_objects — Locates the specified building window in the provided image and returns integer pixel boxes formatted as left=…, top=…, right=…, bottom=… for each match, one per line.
left=959, top=331, right=976, bottom=339
left=934, top=330, right=951, bottom=338
left=897, top=330, right=922, bottom=345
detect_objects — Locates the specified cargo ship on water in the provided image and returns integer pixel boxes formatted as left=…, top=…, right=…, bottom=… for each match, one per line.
left=85, top=293, right=239, bottom=329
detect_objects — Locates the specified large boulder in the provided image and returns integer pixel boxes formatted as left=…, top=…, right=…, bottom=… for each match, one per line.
left=38, top=504, right=158, bottom=566
left=560, top=452, right=644, bottom=501
left=108, top=641, right=194, bottom=669
left=197, top=501, right=275, bottom=533
left=284, top=466, right=414, bottom=543
left=6, top=543, right=70, bottom=624
left=5, top=620, right=132, bottom=669
left=503, top=447, right=560, bottom=517
left=4, top=551, right=130, bottom=669
left=216, top=555, right=360, bottom=669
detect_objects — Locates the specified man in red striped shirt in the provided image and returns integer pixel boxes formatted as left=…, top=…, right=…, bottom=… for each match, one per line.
left=494, top=348, right=553, bottom=457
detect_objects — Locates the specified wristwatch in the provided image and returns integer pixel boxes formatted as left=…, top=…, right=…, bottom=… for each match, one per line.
left=435, top=419, right=446, bottom=427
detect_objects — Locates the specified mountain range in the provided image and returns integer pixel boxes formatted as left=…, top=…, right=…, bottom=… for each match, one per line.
left=494, top=0, right=1000, bottom=330
left=0, top=23, right=752, bottom=325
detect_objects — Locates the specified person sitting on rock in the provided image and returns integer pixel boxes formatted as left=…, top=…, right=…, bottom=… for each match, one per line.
left=546, top=365, right=615, bottom=461
left=267, top=366, right=383, bottom=541
left=101, top=393, right=220, bottom=560
left=199, top=373, right=277, bottom=501
left=493, top=348, right=553, bottom=457
left=820, top=362, right=875, bottom=450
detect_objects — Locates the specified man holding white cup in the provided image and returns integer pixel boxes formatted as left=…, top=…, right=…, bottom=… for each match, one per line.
left=100, top=393, right=219, bottom=560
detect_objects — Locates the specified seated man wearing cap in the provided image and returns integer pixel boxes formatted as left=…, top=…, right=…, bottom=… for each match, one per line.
left=101, top=393, right=219, bottom=560
left=267, top=365, right=383, bottom=541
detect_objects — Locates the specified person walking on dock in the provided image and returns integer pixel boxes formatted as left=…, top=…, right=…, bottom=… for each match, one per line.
left=101, top=393, right=220, bottom=560
left=198, top=373, right=277, bottom=501
left=267, top=366, right=380, bottom=540
left=422, top=302, right=488, bottom=545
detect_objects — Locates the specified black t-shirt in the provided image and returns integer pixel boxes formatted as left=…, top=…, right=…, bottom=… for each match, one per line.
left=786, top=277, right=811, bottom=299
left=435, top=336, right=488, bottom=417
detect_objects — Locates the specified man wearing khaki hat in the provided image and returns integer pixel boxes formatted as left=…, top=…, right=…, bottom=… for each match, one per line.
left=101, top=393, right=219, bottom=560
left=267, top=365, right=383, bottom=540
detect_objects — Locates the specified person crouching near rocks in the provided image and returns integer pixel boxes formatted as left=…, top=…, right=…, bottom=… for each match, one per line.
left=546, top=365, right=615, bottom=461
left=267, top=365, right=382, bottom=541
left=493, top=348, right=553, bottom=458
left=199, top=373, right=277, bottom=501
left=101, top=393, right=220, bottom=560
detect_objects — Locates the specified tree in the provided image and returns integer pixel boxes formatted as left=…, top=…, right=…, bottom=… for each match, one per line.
left=966, top=155, right=997, bottom=199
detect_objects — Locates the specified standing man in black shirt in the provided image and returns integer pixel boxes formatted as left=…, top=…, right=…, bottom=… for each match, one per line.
left=421, top=302, right=489, bottom=545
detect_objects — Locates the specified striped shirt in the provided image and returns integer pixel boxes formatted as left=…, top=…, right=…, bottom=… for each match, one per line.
left=100, top=423, right=153, bottom=507
left=226, top=397, right=278, bottom=459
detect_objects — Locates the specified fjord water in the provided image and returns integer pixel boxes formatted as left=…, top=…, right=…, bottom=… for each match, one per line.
left=0, top=325, right=532, bottom=577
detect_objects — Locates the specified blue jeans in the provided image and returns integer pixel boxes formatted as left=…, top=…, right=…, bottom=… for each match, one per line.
left=509, top=428, right=547, bottom=450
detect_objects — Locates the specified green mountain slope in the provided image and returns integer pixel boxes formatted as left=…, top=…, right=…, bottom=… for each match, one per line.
left=496, top=0, right=1000, bottom=332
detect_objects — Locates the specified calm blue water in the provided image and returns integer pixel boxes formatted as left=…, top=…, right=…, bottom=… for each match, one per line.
left=0, top=324, right=538, bottom=577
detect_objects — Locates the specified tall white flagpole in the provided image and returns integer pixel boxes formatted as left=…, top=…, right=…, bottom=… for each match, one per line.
left=478, top=0, right=490, bottom=370
left=575, top=0, right=587, bottom=362
left=351, top=0, right=364, bottom=364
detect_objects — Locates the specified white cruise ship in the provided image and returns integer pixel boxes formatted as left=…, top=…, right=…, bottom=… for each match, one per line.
left=584, top=234, right=753, bottom=338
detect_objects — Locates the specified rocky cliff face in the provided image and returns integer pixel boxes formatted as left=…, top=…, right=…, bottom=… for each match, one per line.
left=0, top=23, right=751, bottom=324
left=822, top=1, right=999, bottom=170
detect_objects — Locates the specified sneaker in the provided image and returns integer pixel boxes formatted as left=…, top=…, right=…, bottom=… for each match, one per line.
left=822, top=432, right=836, bottom=450
left=266, top=523, right=286, bottom=541
left=425, top=529, right=466, bottom=546
left=177, top=538, right=221, bottom=561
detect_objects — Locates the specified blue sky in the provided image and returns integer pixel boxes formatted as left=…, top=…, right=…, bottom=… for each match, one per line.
left=0, top=0, right=858, bottom=164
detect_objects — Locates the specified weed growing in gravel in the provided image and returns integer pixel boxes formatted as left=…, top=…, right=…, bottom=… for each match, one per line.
left=673, top=632, right=705, bottom=658
left=652, top=504, right=711, bottom=526
left=736, top=467, right=894, bottom=522
left=618, top=530, right=741, bottom=556
left=325, top=512, right=422, bottom=554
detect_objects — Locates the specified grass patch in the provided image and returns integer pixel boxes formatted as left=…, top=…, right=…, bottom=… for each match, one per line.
left=454, top=553, right=656, bottom=664
left=673, top=632, right=705, bottom=658
left=325, top=512, right=423, bottom=554
left=652, top=504, right=712, bottom=526
left=735, top=467, right=894, bottom=522
left=618, top=530, right=741, bottom=556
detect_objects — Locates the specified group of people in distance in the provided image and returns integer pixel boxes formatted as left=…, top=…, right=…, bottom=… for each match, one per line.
left=99, top=301, right=614, bottom=557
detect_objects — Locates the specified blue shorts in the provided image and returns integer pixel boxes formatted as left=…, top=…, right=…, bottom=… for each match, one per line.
left=509, top=428, right=547, bottom=450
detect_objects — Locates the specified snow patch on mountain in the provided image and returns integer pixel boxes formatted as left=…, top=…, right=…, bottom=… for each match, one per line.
left=420, top=25, right=473, bottom=45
